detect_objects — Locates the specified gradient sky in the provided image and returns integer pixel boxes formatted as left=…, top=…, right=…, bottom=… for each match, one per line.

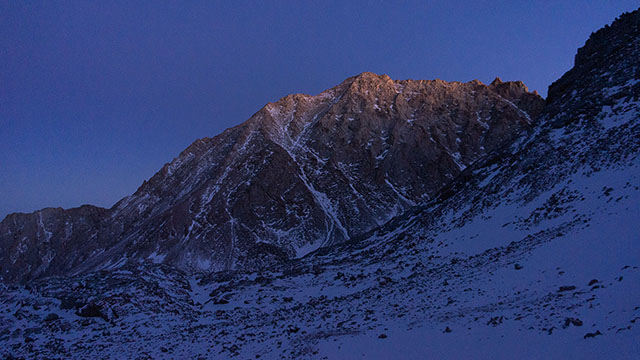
left=1, top=1, right=638, bottom=219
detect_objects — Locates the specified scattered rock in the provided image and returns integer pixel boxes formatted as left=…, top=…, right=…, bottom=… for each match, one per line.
left=76, top=303, right=108, bottom=321
left=287, top=326, right=299, bottom=334
left=584, top=330, right=602, bottom=339
left=558, top=285, right=576, bottom=292
left=44, top=313, right=59, bottom=322
left=564, top=317, right=583, bottom=327
left=487, top=316, right=504, bottom=326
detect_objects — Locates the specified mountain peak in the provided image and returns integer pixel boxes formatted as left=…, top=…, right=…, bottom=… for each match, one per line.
left=342, top=71, right=395, bottom=86
left=342, top=71, right=395, bottom=95
left=0, top=70, right=545, bottom=282
left=353, top=71, right=392, bottom=80
left=490, top=77, right=503, bottom=86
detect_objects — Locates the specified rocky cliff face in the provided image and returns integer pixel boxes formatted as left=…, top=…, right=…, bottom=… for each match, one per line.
left=0, top=206, right=107, bottom=281
left=546, top=9, right=640, bottom=126
left=0, top=73, right=543, bottom=282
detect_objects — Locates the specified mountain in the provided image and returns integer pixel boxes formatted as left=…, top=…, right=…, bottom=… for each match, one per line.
left=1, top=8, right=639, bottom=360
left=0, top=73, right=543, bottom=283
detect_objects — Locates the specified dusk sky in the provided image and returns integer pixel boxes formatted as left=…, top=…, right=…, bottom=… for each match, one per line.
left=1, top=1, right=638, bottom=219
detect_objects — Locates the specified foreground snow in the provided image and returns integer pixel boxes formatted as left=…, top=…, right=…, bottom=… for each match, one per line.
left=1, top=155, right=638, bottom=359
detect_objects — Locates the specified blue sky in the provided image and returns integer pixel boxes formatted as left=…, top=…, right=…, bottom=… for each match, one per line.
left=1, top=1, right=638, bottom=219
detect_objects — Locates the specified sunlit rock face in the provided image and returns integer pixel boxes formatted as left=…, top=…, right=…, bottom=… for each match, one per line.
left=0, top=72, right=542, bottom=282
